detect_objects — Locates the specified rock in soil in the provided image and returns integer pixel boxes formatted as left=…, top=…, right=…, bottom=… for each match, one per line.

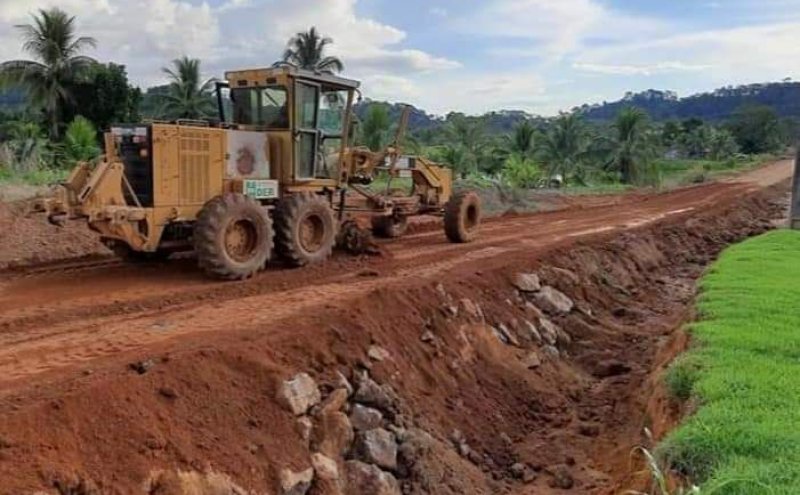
left=280, top=467, right=314, bottom=495
left=316, top=388, right=349, bottom=416
left=345, top=461, right=401, bottom=495
left=312, top=412, right=355, bottom=459
left=538, top=317, right=559, bottom=346
left=513, top=273, right=542, bottom=293
left=355, top=428, right=398, bottom=471
left=350, top=404, right=384, bottom=431
left=279, top=373, right=321, bottom=416
left=550, top=466, right=575, bottom=490
left=521, top=351, right=542, bottom=369
left=534, top=286, right=575, bottom=314
left=353, top=375, right=395, bottom=412
left=367, top=345, right=391, bottom=362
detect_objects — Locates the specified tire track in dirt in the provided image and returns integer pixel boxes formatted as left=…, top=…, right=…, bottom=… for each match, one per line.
left=0, top=161, right=788, bottom=391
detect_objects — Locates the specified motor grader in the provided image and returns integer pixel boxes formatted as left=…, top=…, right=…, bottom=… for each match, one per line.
left=37, top=65, right=481, bottom=279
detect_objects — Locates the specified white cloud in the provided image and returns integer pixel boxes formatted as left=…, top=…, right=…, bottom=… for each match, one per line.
left=0, top=0, right=221, bottom=86
left=0, top=0, right=458, bottom=88
left=573, top=61, right=713, bottom=76
left=577, top=21, right=800, bottom=85
left=456, top=0, right=667, bottom=60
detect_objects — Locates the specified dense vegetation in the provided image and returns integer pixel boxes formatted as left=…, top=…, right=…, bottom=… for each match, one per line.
left=0, top=8, right=792, bottom=192
left=662, top=231, right=800, bottom=494
left=579, top=84, right=800, bottom=122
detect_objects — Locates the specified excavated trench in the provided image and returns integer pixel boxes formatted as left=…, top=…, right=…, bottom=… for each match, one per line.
left=0, top=186, right=788, bottom=495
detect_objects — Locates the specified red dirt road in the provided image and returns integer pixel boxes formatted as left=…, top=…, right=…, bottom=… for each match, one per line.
left=0, top=159, right=792, bottom=495
left=0, top=160, right=791, bottom=395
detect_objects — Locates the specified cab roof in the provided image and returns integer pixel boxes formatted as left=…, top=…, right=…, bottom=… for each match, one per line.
left=224, top=65, right=361, bottom=90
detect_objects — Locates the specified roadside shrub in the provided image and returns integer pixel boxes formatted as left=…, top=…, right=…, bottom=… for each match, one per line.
left=0, top=121, right=52, bottom=173
left=58, top=116, right=101, bottom=167
left=503, top=153, right=542, bottom=189
left=665, top=357, right=702, bottom=402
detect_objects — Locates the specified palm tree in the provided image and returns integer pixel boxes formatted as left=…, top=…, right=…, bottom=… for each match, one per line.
left=606, top=107, right=659, bottom=184
left=444, top=116, right=487, bottom=177
left=360, top=103, right=391, bottom=151
left=282, top=27, right=344, bottom=73
left=505, top=121, right=537, bottom=157
left=159, top=57, right=216, bottom=119
left=535, top=113, right=593, bottom=185
left=0, top=8, right=96, bottom=139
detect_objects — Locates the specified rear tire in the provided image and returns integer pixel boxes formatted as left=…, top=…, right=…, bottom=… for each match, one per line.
left=194, top=193, right=273, bottom=280
left=444, top=191, right=481, bottom=243
left=275, top=193, right=338, bottom=267
left=371, top=214, right=408, bottom=238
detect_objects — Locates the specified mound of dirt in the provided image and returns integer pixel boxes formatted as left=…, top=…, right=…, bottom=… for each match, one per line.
left=0, top=201, right=109, bottom=270
left=0, top=185, right=785, bottom=495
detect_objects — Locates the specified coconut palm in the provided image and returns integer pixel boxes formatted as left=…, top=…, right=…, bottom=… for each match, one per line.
left=535, top=113, right=593, bottom=185
left=159, top=57, right=216, bottom=119
left=605, top=107, right=659, bottom=184
left=444, top=116, right=487, bottom=177
left=505, top=121, right=537, bottom=157
left=282, top=27, right=344, bottom=73
left=0, top=8, right=96, bottom=139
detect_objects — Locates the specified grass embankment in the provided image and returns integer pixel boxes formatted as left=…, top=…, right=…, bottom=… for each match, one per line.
left=657, top=155, right=773, bottom=187
left=661, top=230, right=800, bottom=494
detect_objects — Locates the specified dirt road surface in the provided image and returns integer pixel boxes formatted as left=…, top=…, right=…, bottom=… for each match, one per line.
left=0, top=160, right=790, bottom=392
left=0, top=159, right=792, bottom=494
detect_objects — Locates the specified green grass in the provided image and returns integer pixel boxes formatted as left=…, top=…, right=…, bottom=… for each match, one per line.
left=0, top=167, right=68, bottom=186
left=656, top=155, right=773, bottom=187
left=659, top=230, right=800, bottom=494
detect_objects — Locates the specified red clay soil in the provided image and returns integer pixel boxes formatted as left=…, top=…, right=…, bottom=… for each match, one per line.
left=0, top=162, right=791, bottom=494
left=0, top=201, right=108, bottom=270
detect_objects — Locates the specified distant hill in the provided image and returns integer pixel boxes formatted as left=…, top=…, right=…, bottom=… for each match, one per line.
left=576, top=82, right=800, bottom=122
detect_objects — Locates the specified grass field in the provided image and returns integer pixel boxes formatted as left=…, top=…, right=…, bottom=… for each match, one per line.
left=661, top=230, right=800, bottom=494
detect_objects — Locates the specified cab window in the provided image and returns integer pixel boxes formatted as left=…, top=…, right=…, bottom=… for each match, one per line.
left=231, top=86, right=289, bottom=129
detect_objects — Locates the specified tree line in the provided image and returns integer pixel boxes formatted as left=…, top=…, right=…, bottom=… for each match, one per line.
left=0, top=7, right=791, bottom=187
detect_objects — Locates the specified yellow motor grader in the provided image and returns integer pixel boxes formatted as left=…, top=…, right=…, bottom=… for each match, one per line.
left=37, top=65, right=481, bottom=279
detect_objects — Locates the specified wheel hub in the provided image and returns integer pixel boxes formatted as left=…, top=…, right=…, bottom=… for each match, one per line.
left=299, top=214, right=325, bottom=253
left=225, top=219, right=258, bottom=262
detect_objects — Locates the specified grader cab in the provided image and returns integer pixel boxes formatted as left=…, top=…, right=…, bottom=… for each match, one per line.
left=38, top=65, right=481, bottom=279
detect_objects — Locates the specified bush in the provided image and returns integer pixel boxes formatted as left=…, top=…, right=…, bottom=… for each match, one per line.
left=58, top=116, right=101, bottom=167
left=665, top=357, right=702, bottom=401
left=503, top=153, right=542, bottom=189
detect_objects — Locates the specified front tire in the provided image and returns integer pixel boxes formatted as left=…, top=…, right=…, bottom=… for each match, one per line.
left=275, top=193, right=338, bottom=267
left=444, top=191, right=481, bottom=243
left=194, top=194, right=273, bottom=280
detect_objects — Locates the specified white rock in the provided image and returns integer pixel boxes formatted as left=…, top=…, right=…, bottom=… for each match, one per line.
left=534, top=286, right=574, bottom=314
left=279, top=373, right=321, bottom=416
left=356, top=428, right=398, bottom=471
left=538, top=318, right=559, bottom=346
left=513, top=273, right=541, bottom=292
left=525, top=320, right=542, bottom=344
left=280, top=467, right=313, bottom=495
left=368, top=345, right=391, bottom=362
left=350, top=404, right=384, bottom=431
left=311, top=453, right=340, bottom=480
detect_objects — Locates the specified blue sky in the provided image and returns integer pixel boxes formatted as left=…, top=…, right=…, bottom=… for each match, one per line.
left=2, top=0, right=800, bottom=115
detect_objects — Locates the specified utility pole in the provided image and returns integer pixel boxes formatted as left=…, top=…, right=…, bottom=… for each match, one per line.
left=793, top=145, right=800, bottom=229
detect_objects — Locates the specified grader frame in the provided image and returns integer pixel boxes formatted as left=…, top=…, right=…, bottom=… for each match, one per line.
left=37, top=65, right=481, bottom=279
